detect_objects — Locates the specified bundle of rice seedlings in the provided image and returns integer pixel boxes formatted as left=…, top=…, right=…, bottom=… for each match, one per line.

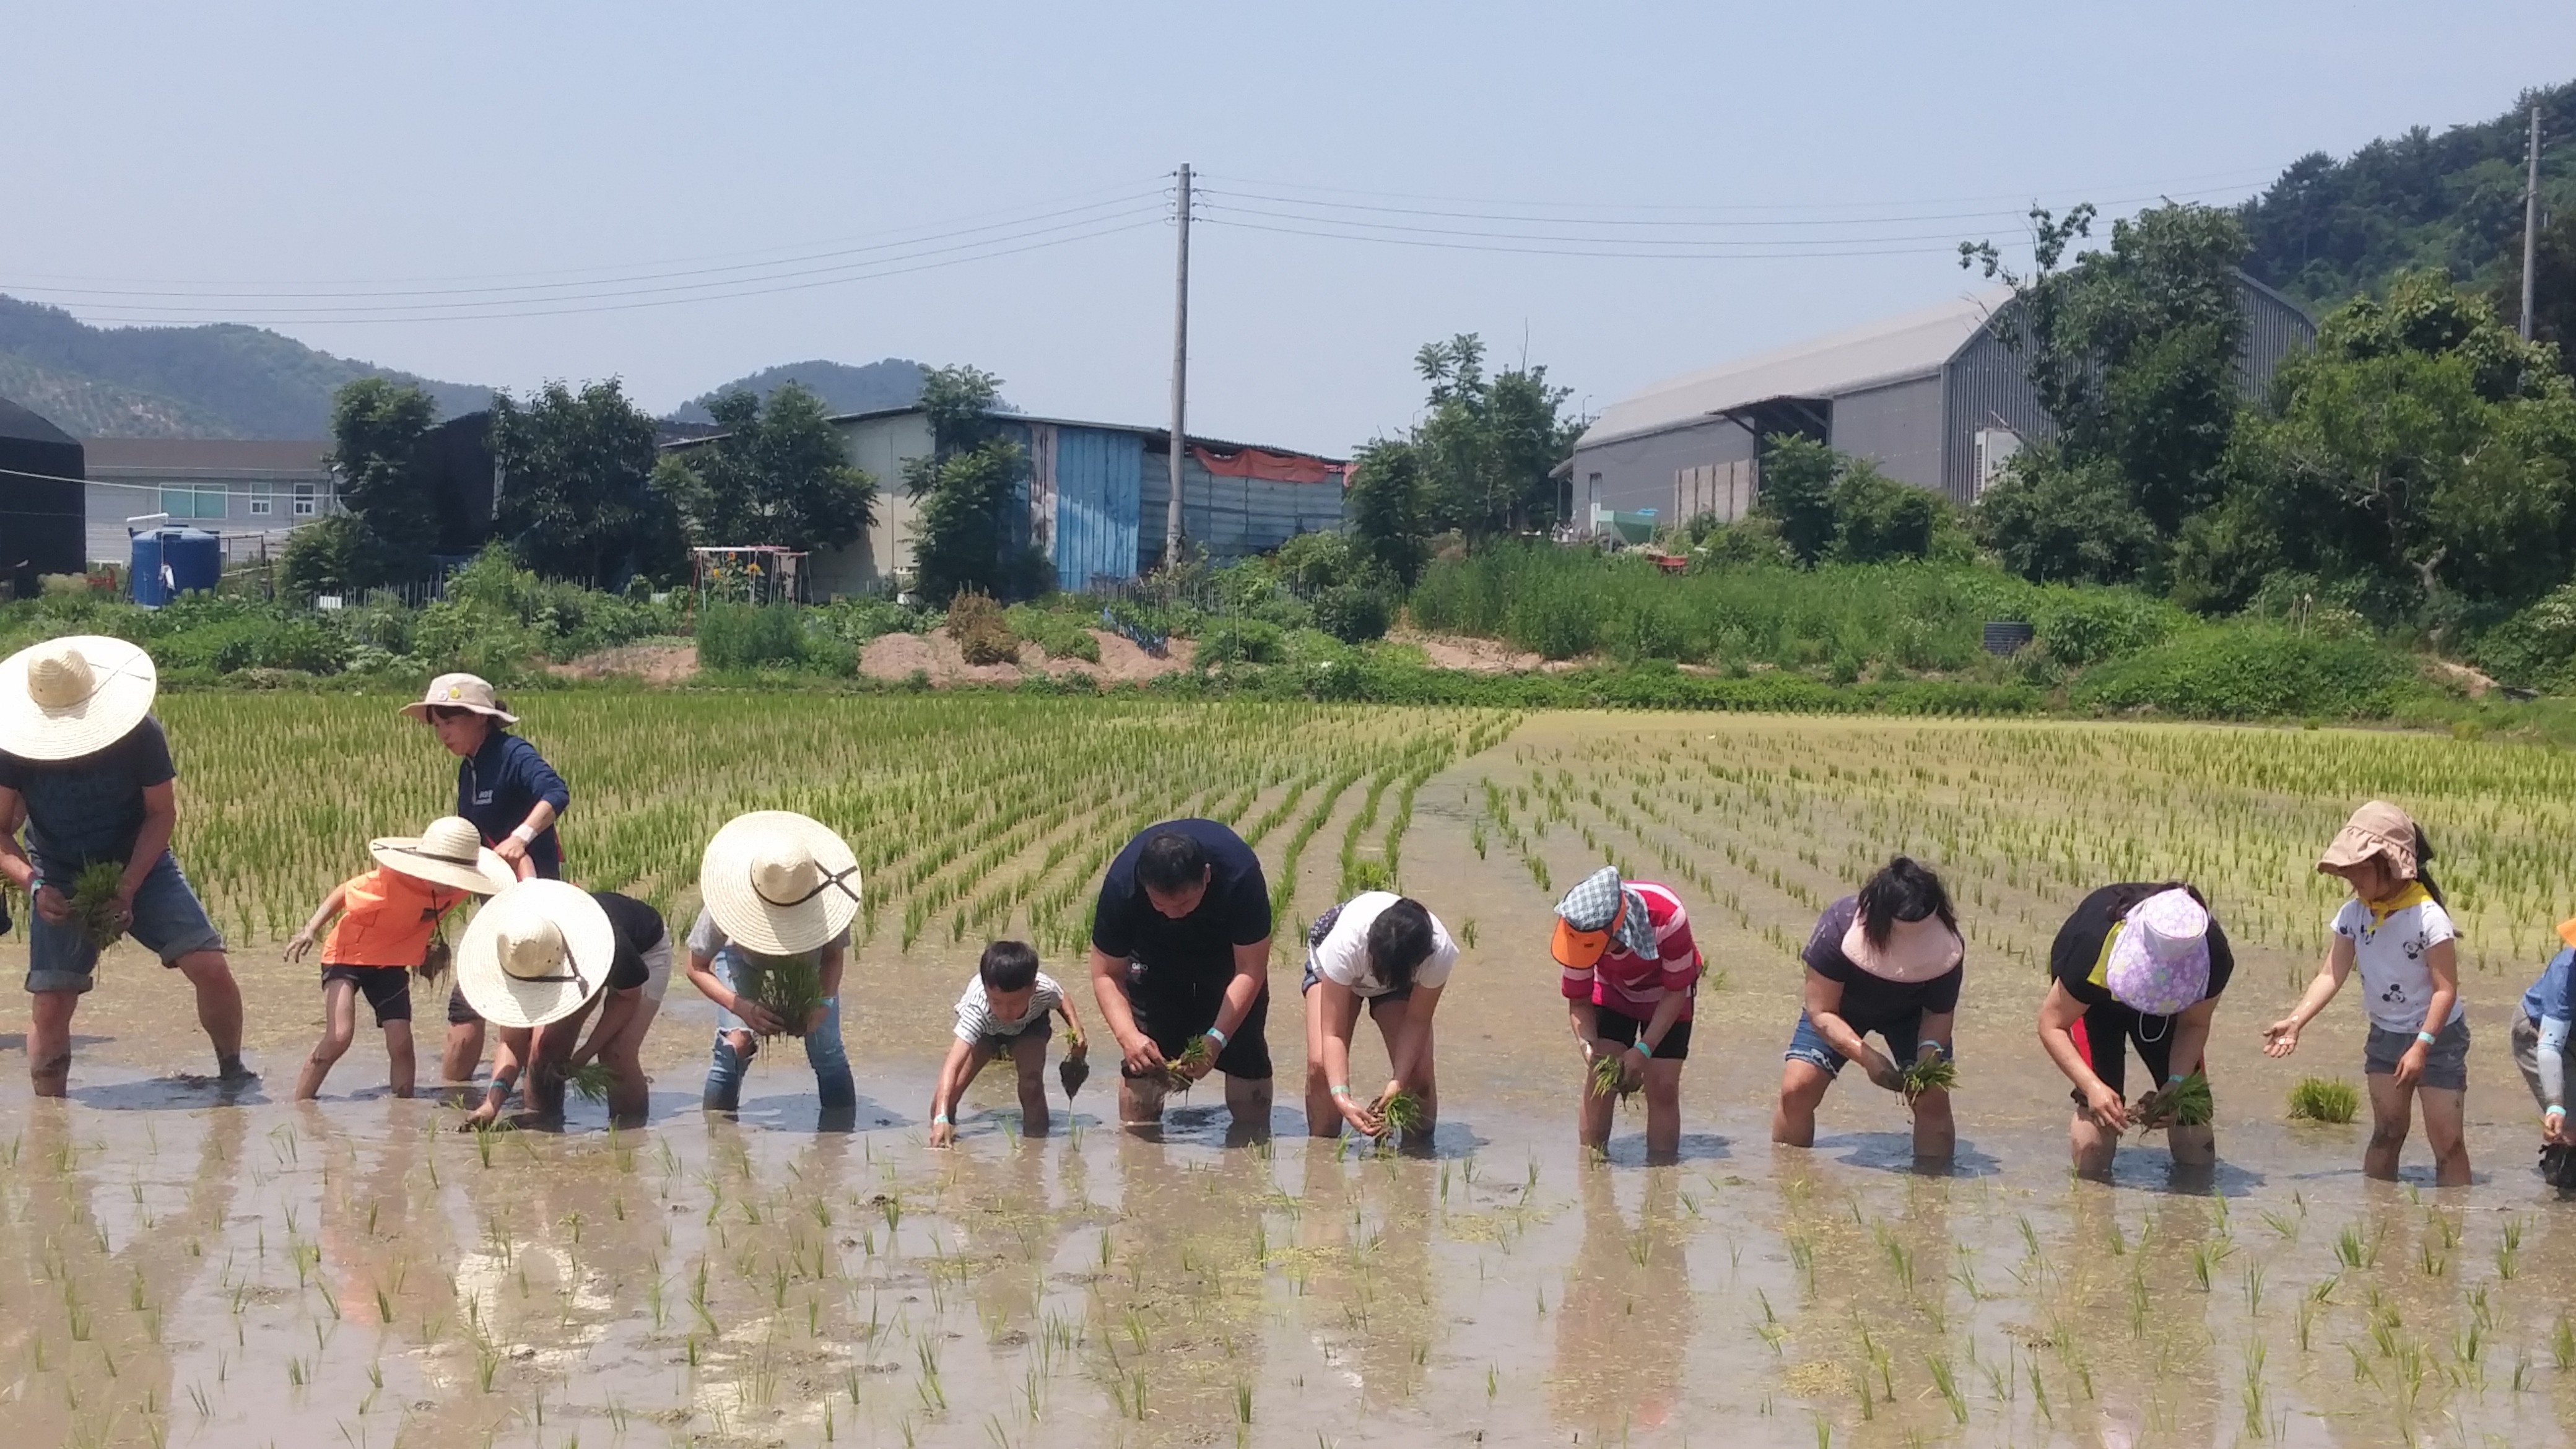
left=2287, top=1076, right=2359, bottom=1124
left=1162, top=1034, right=1214, bottom=1092
left=1058, top=1037, right=1090, bottom=1098
left=2131, top=1071, right=2215, bottom=1132
left=69, top=861, right=128, bottom=952
left=416, top=925, right=452, bottom=983
left=1378, top=1089, right=1427, bottom=1141
left=740, top=952, right=825, bottom=1038
left=1589, top=1052, right=1638, bottom=1108
left=568, top=1061, right=615, bottom=1104
left=1899, top=1051, right=1958, bottom=1099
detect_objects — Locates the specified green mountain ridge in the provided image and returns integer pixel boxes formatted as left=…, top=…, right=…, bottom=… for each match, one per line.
left=669, top=358, right=928, bottom=424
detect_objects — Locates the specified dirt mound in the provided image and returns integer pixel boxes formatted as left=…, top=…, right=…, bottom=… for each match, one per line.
left=1390, top=627, right=1586, bottom=674
left=858, top=629, right=1194, bottom=687
left=548, top=641, right=698, bottom=684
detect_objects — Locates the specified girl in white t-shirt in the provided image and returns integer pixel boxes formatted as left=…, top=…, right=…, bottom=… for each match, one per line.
left=2263, top=801, right=2469, bottom=1186
left=1299, top=892, right=1457, bottom=1139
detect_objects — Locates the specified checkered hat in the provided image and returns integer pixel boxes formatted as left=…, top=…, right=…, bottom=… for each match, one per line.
left=1554, top=867, right=1658, bottom=962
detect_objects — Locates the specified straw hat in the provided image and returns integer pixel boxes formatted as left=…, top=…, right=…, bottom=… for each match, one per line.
left=454, top=879, right=614, bottom=1029
left=369, top=816, right=516, bottom=896
left=2103, top=888, right=2213, bottom=1016
left=699, top=811, right=861, bottom=956
left=399, top=673, right=518, bottom=724
left=1839, top=910, right=1963, bottom=985
left=0, top=635, right=158, bottom=762
left=2317, top=800, right=2418, bottom=881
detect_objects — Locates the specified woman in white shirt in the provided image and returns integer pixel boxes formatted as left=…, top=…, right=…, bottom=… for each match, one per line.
left=1300, top=892, right=1456, bottom=1139
left=2262, top=801, right=2469, bottom=1186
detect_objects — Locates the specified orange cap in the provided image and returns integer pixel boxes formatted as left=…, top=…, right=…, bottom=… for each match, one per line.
left=1552, top=917, right=1610, bottom=968
left=2557, top=917, right=2576, bottom=952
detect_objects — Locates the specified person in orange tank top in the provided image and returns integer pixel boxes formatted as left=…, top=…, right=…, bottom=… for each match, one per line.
left=285, top=817, right=515, bottom=1100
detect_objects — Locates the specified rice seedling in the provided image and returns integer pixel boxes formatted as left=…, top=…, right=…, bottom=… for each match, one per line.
left=1160, top=1033, right=1216, bottom=1092
left=2130, top=1072, right=2213, bottom=1133
left=2288, top=1077, right=2360, bottom=1124
left=1898, top=1051, right=1957, bottom=1099
left=568, top=1061, right=616, bottom=1103
left=69, top=861, right=128, bottom=952
left=1378, top=1090, right=1427, bottom=1143
left=739, top=952, right=825, bottom=1037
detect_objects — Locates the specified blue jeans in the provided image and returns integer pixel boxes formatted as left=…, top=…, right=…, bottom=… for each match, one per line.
left=702, top=950, right=855, bottom=1111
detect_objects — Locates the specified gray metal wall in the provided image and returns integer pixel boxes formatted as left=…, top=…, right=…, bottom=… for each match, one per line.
left=1568, top=416, right=1759, bottom=520
left=2239, top=283, right=2315, bottom=400
left=1940, top=325, right=2055, bottom=502
left=1139, top=449, right=1346, bottom=570
left=1827, top=374, right=1946, bottom=492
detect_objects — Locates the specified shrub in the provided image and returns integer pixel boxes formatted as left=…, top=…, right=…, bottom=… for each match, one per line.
left=2071, top=625, right=2424, bottom=719
left=946, top=592, right=1019, bottom=665
left=1198, top=618, right=1286, bottom=665
left=1313, top=582, right=1393, bottom=643
left=697, top=603, right=809, bottom=670
left=1005, top=603, right=1101, bottom=662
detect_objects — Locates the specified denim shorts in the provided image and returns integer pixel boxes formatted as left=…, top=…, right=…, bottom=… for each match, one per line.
left=1783, top=1010, right=1951, bottom=1077
left=25, top=851, right=226, bottom=994
left=1297, top=955, right=1415, bottom=1003
left=2364, top=1015, right=2470, bottom=1092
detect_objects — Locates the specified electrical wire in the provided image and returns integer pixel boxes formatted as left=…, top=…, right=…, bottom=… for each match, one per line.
left=41, top=215, right=1168, bottom=326
left=2, top=177, right=1177, bottom=290
left=1198, top=200, right=1988, bottom=250
left=1193, top=167, right=2280, bottom=214
left=1194, top=214, right=1953, bottom=261
left=1197, top=181, right=2265, bottom=230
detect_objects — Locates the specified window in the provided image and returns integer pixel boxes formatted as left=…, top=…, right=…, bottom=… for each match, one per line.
left=248, top=484, right=272, bottom=516
left=293, top=482, right=319, bottom=518
left=159, top=486, right=227, bottom=520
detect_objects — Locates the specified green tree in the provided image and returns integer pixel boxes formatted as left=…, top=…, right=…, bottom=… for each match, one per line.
left=1755, top=435, right=1841, bottom=564
left=1346, top=438, right=1431, bottom=586
left=324, top=378, right=443, bottom=585
left=900, top=365, right=1044, bottom=601
left=1409, top=334, right=1584, bottom=537
left=655, top=382, right=876, bottom=556
left=2182, top=272, right=2576, bottom=625
left=490, top=379, right=682, bottom=585
left=1962, top=201, right=2252, bottom=581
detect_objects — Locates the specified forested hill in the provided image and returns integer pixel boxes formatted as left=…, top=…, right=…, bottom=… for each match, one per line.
left=0, top=296, right=492, bottom=438
left=668, top=358, right=928, bottom=424
left=2239, top=80, right=2575, bottom=315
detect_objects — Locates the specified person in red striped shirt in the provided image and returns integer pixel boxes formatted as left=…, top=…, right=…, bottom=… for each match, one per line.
left=1554, top=867, right=1702, bottom=1159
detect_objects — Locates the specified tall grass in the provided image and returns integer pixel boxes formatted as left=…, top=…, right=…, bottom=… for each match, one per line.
left=1406, top=542, right=2179, bottom=671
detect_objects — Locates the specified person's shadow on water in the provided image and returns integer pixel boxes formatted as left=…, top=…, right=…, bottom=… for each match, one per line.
left=1822, top=1131, right=2002, bottom=1178
left=1596, top=1131, right=1731, bottom=1167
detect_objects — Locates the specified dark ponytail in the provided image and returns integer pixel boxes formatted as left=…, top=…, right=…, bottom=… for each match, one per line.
left=1856, top=856, right=1956, bottom=949
left=2413, top=826, right=2445, bottom=907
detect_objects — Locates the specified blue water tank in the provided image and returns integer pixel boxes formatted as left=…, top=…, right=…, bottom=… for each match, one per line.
left=130, top=528, right=221, bottom=606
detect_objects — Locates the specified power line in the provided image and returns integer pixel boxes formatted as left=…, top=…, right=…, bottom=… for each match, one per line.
left=40, top=215, right=1167, bottom=326
left=1199, top=181, right=2268, bottom=231
left=1194, top=167, right=2281, bottom=214
left=2, top=177, right=1177, bottom=290
left=1194, top=214, right=1955, bottom=261
left=1197, top=200, right=1992, bottom=250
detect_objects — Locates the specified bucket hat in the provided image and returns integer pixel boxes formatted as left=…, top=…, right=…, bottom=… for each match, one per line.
left=0, top=635, right=157, bottom=762
left=699, top=811, right=861, bottom=956
left=454, top=879, right=613, bottom=1029
left=369, top=816, right=517, bottom=896
left=1551, top=866, right=1658, bottom=968
left=2317, top=800, right=2418, bottom=881
left=400, top=673, right=518, bottom=725
left=2103, top=888, right=2211, bottom=1016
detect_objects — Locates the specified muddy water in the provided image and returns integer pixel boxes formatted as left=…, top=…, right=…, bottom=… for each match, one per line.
left=5, top=713, right=2575, bottom=1447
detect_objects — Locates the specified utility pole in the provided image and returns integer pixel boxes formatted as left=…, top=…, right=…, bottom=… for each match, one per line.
left=2523, top=105, right=2543, bottom=343
left=1164, top=163, right=1192, bottom=566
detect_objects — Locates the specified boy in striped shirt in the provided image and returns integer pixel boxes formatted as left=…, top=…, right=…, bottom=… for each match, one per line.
left=929, top=940, right=1089, bottom=1146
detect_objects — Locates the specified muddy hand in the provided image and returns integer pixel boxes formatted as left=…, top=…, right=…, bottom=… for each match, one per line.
left=1120, top=1032, right=1165, bottom=1077
left=2085, top=1081, right=2130, bottom=1133
left=2261, top=1019, right=2300, bottom=1058
left=33, top=884, right=71, bottom=925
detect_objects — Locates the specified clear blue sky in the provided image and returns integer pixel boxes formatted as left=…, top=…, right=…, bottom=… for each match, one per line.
left=7, top=3, right=2570, bottom=451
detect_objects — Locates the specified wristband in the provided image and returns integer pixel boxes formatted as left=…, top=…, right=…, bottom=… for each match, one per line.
left=1204, top=1026, right=1229, bottom=1049
left=510, top=824, right=538, bottom=846
left=1922, top=1042, right=1946, bottom=1058
left=2416, top=1030, right=2439, bottom=1047
left=2548, top=1106, right=2567, bottom=1120
left=933, top=1112, right=951, bottom=1124
left=1329, top=1084, right=1351, bottom=1097
left=2168, top=1073, right=2189, bottom=1086
left=1635, top=1038, right=1654, bottom=1058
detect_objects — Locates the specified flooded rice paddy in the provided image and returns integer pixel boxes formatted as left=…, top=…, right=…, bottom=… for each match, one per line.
left=9, top=708, right=2576, bottom=1447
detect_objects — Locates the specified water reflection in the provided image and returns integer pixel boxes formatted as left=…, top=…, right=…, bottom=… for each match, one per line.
left=1551, top=1161, right=1694, bottom=1437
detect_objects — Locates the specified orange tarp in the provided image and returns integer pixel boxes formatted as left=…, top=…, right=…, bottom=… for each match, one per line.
left=1191, top=445, right=1344, bottom=486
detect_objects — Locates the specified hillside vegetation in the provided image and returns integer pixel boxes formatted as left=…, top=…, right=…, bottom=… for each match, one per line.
left=0, top=297, right=490, bottom=438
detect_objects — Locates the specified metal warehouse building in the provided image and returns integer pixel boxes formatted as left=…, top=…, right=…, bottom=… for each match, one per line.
left=1567, top=278, right=2314, bottom=530
left=817, top=407, right=1346, bottom=597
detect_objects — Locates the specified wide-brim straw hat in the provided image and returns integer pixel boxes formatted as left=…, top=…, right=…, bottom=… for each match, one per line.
left=399, top=672, right=518, bottom=724
left=700, top=811, right=861, bottom=956
left=1840, top=913, right=1964, bottom=985
left=370, top=816, right=517, bottom=896
left=0, top=635, right=158, bottom=762
left=2103, top=887, right=2213, bottom=1016
left=2317, top=799, right=2418, bottom=881
left=455, top=879, right=615, bottom=1029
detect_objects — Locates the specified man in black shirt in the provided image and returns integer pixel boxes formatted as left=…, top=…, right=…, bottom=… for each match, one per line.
left=1089, top=819, right=1273, bottom=1136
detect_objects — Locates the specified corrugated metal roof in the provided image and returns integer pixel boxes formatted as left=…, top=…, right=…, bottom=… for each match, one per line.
left=1578, top=287, right=2011, bottom=448
left=812, top=404, right=1346, bottom=467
